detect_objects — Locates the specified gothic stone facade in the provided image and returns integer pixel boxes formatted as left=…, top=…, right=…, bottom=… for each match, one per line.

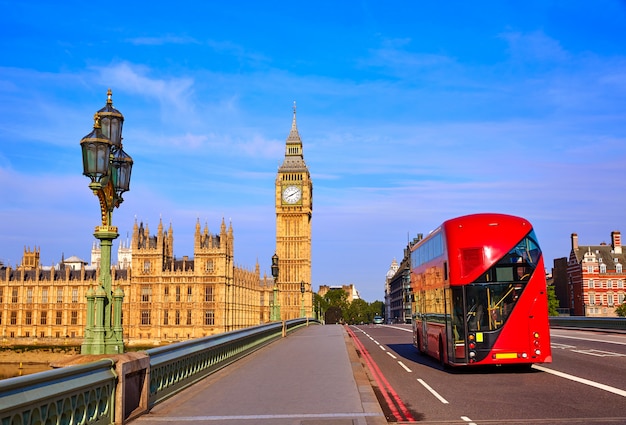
left=0, top=219, right=273, bottom=346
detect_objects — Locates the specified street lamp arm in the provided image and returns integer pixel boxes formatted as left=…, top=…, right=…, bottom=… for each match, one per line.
left=94, top=179, right=117, bottom=226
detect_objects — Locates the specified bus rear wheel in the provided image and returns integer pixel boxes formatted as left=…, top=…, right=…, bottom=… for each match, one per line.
left=438, top=338, right=445, bottom=366
left=416, top=332, right=425, bottom=354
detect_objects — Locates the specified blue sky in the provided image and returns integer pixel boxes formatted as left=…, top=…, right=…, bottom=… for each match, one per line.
left=1, top=1, right=625, bottom=302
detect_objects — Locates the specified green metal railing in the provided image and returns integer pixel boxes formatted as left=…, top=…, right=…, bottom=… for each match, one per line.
left=0, top=359, right=116, bottom=425
left=147, top=318, right=314, bottom=406
left=549, top=316, right=626, bottom=332
left=0, top=318, right=317, bottom=425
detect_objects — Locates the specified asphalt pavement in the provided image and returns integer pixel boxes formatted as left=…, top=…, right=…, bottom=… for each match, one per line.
left=131, top=324, right=387, bottom=425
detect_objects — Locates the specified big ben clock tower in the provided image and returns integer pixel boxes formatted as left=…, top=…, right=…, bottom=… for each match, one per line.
left=275, top=103, right=313, bottom=320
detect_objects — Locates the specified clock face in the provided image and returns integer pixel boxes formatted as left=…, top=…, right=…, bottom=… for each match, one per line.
left=282, top=185, right=302, bottom=204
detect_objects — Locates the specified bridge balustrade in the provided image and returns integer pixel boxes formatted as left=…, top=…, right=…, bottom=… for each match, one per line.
left=549, top=316, right=626, bottom=332
left=0, top=318, right=315, bottom=425
left=0, top=359, right=116, bottom=425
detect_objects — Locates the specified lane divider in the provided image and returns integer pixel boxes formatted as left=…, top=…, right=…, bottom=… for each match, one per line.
left=461, top=415, right=477, bottom=425
left=355, top=326, right=478, bottom=422
left=398, top=361, right=412, bottom=373
left=533, top=365, right=626, bottom=398
left=417, top=378, right=449, bottom=404
left=346, top=326, right=416, bottom=422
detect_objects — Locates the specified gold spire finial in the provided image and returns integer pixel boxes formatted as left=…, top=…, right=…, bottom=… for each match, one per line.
left=93, top=113, right=101, bottom=129
left=107, top=88, right=113, bottom=105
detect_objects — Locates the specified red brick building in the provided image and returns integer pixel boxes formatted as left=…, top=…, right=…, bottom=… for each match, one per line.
left=567, top=231, right=626, bottom=316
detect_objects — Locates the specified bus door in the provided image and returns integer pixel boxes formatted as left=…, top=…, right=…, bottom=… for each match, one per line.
left=450, top=286, right=467, bottom=363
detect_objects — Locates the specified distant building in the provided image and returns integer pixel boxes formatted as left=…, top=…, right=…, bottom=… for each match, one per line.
left=550, top=257, right=569, bottom=313
left=384, top=259, right=399, bottom=322
left=91, top=238, right=132, bottom=270
left=318, top=284, right=360, bottom=300
left=566, top=231, right=626, bottom=317
left=386, top=237, right=416, bottom=324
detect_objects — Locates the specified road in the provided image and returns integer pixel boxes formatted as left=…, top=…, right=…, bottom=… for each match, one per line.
left=349, top=324, right=626, bottom=424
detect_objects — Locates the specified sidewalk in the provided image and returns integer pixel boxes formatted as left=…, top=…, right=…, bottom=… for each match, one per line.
left=131, top=324, right=386, bottom=425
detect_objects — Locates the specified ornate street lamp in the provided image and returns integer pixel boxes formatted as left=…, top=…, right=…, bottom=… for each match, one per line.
left=80, top=89, right=133, bottom=355
left=271, top=253, right=280, bottom=321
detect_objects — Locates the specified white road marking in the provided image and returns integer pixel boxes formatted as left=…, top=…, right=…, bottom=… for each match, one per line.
left=385, top=325, right=413, bottom=332
left=551, top=342, right=576, bottom=350
left=417, top=378, right=449, bottom=404
left=398, top=361, right=412, bottom=373
left=461, top=415, right=477, bottom=425
left=533, top=365, right=626, bottom=397
left=386, top=351, right=397, bottom=359
left=571, top=349, right=624, bottom=357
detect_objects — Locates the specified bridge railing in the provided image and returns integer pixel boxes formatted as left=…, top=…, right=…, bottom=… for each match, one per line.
left=0, top=359, right=117, bottom=425
left=0, top=318, right=318, bottom=425
left=549, top=316, right=626, bottom=332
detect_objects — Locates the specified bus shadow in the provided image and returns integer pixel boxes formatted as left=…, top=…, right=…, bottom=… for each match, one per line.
left=387, top=343, right=541, bottom=374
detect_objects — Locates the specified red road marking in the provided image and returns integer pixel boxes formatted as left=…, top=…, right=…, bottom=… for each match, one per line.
left=346, top=326, right=416, bottom=422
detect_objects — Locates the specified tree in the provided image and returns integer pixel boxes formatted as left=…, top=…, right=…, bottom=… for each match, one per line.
left=324, top=288, right=349, bottom=309
left=369, top=301, right=385, bottom=319
left=547, top=284, right=560, bottom=316
left=320, top=289, right=349, bottom=324
left=345, top=299, right=370, bottom=324
left=615, top=303, right=626, bottom=317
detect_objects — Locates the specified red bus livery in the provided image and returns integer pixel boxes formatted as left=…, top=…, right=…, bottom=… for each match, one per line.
left=411, top=213, right=552, bottom=366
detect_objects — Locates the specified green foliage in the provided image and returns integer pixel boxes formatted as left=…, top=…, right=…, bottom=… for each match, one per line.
left=547, top=284, right=560, bottom=316
left=324, top=289, right=349, bottom=309
left=615, top=303, right=626, bottom=317
left=314, top=291, right=384, bottom=324
left=369, top=301, right=384, bottom=317
left=344, top=299, right=370, bottom=324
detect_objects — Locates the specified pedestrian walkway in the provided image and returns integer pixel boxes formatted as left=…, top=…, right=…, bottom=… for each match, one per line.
left=131, top=324, right=386, bottom=425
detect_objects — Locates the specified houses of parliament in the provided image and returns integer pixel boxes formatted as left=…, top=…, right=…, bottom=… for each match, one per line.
left=0, top=107, right=314, bottom=346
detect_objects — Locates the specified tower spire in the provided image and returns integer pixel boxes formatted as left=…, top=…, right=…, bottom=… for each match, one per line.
left=286, top=100, right=301, bottom=147
left=279, top=102, right=306, bottom=171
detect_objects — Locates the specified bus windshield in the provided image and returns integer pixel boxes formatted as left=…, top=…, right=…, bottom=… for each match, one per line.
left=463, top=230, right=541, bottom=332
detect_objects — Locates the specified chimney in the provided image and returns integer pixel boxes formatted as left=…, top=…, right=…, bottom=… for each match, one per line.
left=612, top=231, right=622, bottom=254
left=571, top=233, right=578, bottom=251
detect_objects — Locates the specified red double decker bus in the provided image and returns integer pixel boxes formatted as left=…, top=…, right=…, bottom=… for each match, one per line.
left=411, top=213, right=552, bottom=366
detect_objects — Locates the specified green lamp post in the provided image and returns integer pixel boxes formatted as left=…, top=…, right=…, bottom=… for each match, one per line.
left=300, top=281, right=305, bottom=318
left=80, top=89, right=133, bottom=355
left=271, top=253, right=280, bottom=321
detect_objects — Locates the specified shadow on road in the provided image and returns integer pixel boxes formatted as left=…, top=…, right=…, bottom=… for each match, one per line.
left=387, top=343, right=541, bottom=374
